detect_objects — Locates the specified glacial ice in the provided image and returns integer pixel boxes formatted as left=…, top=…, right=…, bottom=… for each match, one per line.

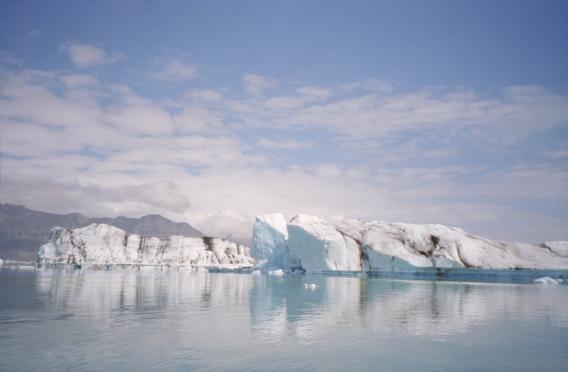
left=252, top=213, right=568, bottom=273
left=534, top=277, right=563, bottom=285
left=267, top=269, right=284, bottom=276
left=539, top=241, right=568, bottom=257
left=38, top=223, right=255, bottom=268
left=250, top=213, right=289, bottom=266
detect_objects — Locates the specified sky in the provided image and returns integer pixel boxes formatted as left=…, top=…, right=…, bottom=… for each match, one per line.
left=0, top=0, right=567, bottom=243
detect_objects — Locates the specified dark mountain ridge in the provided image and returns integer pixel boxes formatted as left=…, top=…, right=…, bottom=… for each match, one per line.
left=0, top=203, right=204, bottom=261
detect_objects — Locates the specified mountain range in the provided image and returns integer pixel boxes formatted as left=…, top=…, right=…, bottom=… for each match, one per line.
left=0, top=203, right=204, bottom=261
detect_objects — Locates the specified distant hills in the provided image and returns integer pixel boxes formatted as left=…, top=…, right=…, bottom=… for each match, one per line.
left=0, top=203, right=204, bottom=261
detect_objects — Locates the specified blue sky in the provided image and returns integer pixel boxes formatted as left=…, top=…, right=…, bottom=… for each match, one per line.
left=1, top=0, right=567, bottom=242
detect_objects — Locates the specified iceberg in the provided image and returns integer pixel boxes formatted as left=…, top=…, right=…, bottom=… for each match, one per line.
left=252, top=213, right=568, bottom=273
left=267, top=269, right=284, bottom=276
left=539, top=241, right=568, bottom=257
left=304, top=283, right=319, bottom=290
left=250, top=213, right=298, bottom=269
left=533, top=277, right=563, bottom=285
left=38, top=223, right=255, bottom=268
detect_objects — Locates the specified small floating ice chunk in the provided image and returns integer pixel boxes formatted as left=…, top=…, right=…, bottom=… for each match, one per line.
left=268, top=269, right=284, bottom=276
left=251, top=269, right=262, bottom=275
left=16, top=265, right=36, bottom=270
left=533, top=277, right=561, bottom=285
left=304, top=283, right=319, bottom=290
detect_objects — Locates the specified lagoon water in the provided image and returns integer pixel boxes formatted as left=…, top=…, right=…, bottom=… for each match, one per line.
left=1, top=268, right=567, bottom=371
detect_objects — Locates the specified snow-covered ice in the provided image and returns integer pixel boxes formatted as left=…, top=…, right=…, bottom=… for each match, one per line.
left=38, top=223, right=255, bottom=268
left=539, top=241, right=568, bottom=257
left=252, top=213, right=568, bottom=273
left=267, top=269, right=284, bottom=276
left=15, top=264, right=36, bottom=270
left=533, top=277, right=563, bottom=285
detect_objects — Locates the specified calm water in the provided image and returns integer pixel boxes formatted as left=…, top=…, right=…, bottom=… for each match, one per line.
left=1, top=268, right=567, bottom=371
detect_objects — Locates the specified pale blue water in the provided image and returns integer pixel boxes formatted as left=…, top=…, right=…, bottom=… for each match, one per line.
left=1, top=268, right=567, bottom=371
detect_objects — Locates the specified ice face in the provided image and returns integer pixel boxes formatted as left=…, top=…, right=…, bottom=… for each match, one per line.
left=252, top=214, right=568, bottom=272
left=287, top=215, right=363, bottom=271
left=250, top=213, right=300, bottom=270
left=38, top=223, right=255, bottom=268
left=250, top=213, right=288, bottom=261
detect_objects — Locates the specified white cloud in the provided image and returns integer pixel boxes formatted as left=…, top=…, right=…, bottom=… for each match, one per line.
left=106, top=94, right=174, bottom=136
left=0, top=176, right=191, bottom=217
left=257, top=138, right=313, bottom=150
left=174, top=106, right=226, bottom=135
left=242, top=74, right=276, bottom=96
left=544, top=149, right=568, bottom=159
left=1, top=67, right=567, bottom=244
left=228, top=85, right=568, bottom=145
left=61, top=42, right=123, bottom=68
left=151, top=60, right=197, bottom=81
left=187, top=89, right=223, bottom=102
left=297, top=86, right=333, bottom=99
left=60, top=74, right=99, bottom=88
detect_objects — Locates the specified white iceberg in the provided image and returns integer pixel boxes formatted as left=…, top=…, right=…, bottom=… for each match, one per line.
left=304, top=283, right=319, bottom=290
left=253, top=213, right=568, bottom=272
left=38, top=223, right=255, bottom=269
left=533, top=277, right=563, bottom=285
left=267, top=269, right=284, bottom=276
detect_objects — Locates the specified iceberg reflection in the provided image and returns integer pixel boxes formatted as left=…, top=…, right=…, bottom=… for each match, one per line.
left=34, top=269, right=568, bottom=344
left=248, top=275, right=568, bottom=343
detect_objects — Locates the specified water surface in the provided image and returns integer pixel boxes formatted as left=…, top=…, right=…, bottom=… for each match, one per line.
left=1, top=268, right=567, bottom=371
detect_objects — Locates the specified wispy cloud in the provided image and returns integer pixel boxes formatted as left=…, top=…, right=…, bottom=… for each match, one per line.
left=228, top=85, right=568, bottom=143
left=1, top=63, right=567, bottom=243
left=27, top=29, right=42, bottom=40
left=187, top=89, right=223, bottom=102
left=60, top=42, right=123, bottom=68
left=242, top=74, right=276, bottom=96
left=257, top=138, right=313, bottom=150
left=59, top=74, right=99, bottom=88
left=151, top=60, right=197, bottom=81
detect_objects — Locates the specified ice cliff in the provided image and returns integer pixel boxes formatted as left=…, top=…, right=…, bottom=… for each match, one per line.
left=38, top=223, right=254, bottom=268
left=251, top=213, right=568, bottom=272
left=250, top=214, right=292, bottom=268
